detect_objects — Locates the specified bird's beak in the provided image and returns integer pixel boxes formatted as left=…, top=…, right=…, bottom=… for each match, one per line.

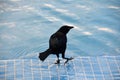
left=69, top=26, right=74, bottom=29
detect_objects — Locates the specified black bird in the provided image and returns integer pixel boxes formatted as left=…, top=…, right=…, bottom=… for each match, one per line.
left=39, top=25, right=74, bottom=64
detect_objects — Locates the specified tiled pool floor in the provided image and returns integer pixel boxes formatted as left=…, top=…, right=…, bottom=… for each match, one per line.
left=0, top=56, right=120, bottom=80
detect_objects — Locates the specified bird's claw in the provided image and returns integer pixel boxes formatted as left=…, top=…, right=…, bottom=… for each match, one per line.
left=69, top=57, right=74, bottom=60
left=54, top=59, right=60, bottom=64
left=64, top=57, right=74, bottom=65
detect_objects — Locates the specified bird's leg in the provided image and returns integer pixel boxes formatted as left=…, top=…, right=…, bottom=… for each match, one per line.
left=55, top=54, right=60, bottom=64
left=62, top=53, right=73, bottom=64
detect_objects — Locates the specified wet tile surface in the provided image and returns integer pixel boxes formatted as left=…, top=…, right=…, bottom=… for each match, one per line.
left=0, top=56, right=120, bottom=80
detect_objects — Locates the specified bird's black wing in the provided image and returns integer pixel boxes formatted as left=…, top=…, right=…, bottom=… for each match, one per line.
left=49, top=32, right=67, bottom=52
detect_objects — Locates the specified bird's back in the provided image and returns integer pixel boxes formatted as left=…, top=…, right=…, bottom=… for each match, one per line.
left=49, top=32, right=67, bottom=53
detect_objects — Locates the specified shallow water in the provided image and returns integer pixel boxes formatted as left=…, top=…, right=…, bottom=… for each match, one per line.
left=0, top=0, right=120, bottom=59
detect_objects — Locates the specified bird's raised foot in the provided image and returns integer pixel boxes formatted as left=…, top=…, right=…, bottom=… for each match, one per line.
left=64, top=57, right=74, bottom=65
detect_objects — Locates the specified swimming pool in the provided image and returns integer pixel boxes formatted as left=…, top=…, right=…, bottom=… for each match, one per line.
left=0, top=0, right=120, bottom=60
left=0, top=0, right=120, bottom=80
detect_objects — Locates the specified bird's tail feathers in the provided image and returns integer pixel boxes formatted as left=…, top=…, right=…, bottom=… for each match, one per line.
left=39, top=49, right=52, bottom=61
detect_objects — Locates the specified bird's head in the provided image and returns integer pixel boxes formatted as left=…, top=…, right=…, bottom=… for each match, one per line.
left=58, top=25, right=74, bottom=34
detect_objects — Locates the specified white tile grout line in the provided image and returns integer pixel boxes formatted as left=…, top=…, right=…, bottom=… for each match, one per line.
left=48, top=60, right=52, bottom=80
left=56, top=63, right=60, bottom=80
left=22, top=59, right=24, bottom=80
left=31, top=59, right=34, bottom=80
left=80, top=57, right=87, bottom=80
left=14, top=60, right=16, bottom=80
left=114, top=56, right=120, bottom=78
left=39, top=61, right=42, bottom=80
left=65, top=63, right=71, bottom=80
left=4, top=61, right=7, bottom=80
left=88, top=57, right=96, bottom=80
left=114, top=56, right=120, bottom=71
left=97, top=57, right=105, bottom=80
left=105, top=57, right=114, bottom=80
left=72, top=60, right=77, bottom=80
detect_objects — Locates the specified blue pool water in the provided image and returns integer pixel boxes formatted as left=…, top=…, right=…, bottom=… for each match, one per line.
left=0, top=0, right=120, bottom=60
